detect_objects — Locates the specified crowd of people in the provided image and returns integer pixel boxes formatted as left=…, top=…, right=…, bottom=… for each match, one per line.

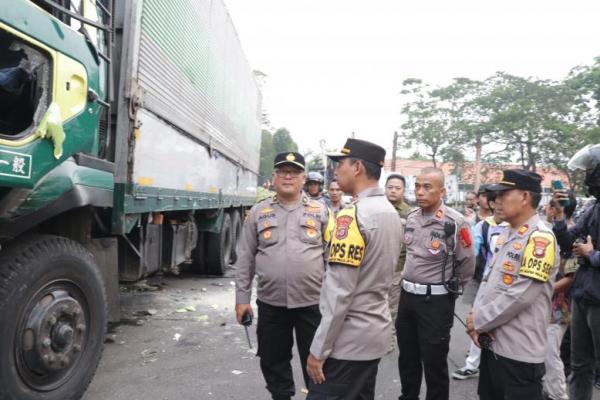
left=235, top=139, right=600, bottom=400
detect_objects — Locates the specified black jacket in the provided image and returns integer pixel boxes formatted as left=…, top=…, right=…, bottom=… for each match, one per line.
left=553, top=201, right=600, bottom=304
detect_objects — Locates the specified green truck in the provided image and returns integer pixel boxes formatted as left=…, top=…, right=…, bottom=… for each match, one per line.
left=0, top=1, right=261, bottom=398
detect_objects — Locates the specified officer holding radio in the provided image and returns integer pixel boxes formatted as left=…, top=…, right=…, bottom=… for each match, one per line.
left=553, top=144, right=600, bottom=400
left=396, top=167, right=475, bottom=400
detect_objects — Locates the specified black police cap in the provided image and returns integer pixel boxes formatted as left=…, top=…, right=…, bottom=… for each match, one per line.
left=477, top=184, right=491, bottom=195
left=273, top=152, right=305, bottom=170
left=327, top=138, right=386, bottom=167
left=487, top=169, right=543, bottom=193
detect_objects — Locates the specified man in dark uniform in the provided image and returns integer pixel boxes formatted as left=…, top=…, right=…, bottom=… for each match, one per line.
left=397, top=167, right=475, bottom=400
left=468, top=169, right=559, bottom=400
left=235, top=152, right=330, bottom=400
left=306, top=138, right=402, bottom=399
left=552, top=144, right=600, bottom=400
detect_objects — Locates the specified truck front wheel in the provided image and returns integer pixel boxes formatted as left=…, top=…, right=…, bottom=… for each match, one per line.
left=0, top=235, right=106, bottom=400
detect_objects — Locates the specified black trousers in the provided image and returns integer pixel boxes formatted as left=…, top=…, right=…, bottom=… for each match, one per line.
left=256, top=299, right=321, bottom=400
left=396, top=290, right=455, bottom=400
left=569, top=299, right=600, bottom=400
left=478, top=349, right=545, bottom=400
left=307, top=358, right=380, bottom=400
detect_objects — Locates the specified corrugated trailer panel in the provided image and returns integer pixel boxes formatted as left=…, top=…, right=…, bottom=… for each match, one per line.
left=136, top=0, right=260, bottom=172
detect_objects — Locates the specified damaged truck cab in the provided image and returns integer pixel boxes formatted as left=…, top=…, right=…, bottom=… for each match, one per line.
left=0, top=1, right=260, bottom=399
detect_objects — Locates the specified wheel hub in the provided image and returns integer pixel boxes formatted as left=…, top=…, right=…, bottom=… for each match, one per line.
left=17, top=287, right=87, bottom=390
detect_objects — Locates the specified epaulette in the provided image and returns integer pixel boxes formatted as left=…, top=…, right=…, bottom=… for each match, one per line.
left=442, top=206, right=466, bottom=223
left=407, top=208, right=420, bottom=216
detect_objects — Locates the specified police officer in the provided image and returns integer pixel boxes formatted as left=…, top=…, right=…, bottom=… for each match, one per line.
left=235, top=152, right=330, bottom=400
left=552, top=144, right=600, bottom=400
left=468, top=169, right=559, bottom=400
left=306, top=172, right=327, bottom=205
left=306, top=138, right=402, bottom=399
left=397, top=167, right=475, bottom=400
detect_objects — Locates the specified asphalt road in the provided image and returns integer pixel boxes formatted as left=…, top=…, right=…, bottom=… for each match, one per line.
left=84, top=269, right=596, bottom=400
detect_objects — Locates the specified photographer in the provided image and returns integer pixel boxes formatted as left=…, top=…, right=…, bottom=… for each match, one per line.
left=553, top=144, right=600, bottom=400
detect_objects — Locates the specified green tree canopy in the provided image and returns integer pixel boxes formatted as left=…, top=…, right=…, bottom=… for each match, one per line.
left=398, top=59, right=600, bottom=190
left=258, top=127, right=299, bottom=184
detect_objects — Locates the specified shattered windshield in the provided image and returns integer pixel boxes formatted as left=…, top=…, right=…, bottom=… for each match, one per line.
left=0, top=30, right=50, bottom=138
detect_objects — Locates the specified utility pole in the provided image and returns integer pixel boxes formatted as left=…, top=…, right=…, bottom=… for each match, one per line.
left=391, top=131, right=398, bottom=172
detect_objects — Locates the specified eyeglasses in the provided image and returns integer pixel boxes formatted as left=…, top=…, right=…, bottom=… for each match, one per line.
left=275, top=169, right=302, bottom=177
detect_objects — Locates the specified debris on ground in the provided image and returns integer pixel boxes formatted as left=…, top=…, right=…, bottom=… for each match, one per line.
left=231, top=370, right=246, bottom=375
left=211, top=282, right=224, bottom=287
left=197, top=315, right=209, bottom=322
left=104, top=335, right=115, bottom=344
left=122, top=280, right=160, bottom=292
left=175, top=305, right=196, bottom=313
left=134, top=309, right=158, bottom=316
left=173, top=333, right=182, bottom=342
left=141, top=349, right=158, bottom=363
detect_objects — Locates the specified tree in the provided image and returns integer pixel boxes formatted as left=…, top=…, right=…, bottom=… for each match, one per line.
left=258, top=128, right=300, bottom=184
left=305, top=151, right=324, bottom=172
left=258, top=129, right=275, bottom=183
left=272, top=128, right=298, bottom=153
left=399, top=79, right=452, bottom=168
left=432, top=77, right=506, bottom=190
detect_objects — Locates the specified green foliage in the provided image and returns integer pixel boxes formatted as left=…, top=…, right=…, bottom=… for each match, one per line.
left=258, top=128, right=299, bottom=184
left=307, top=155, right=324, bottom=172
left=272, top=128, right=298, bottom=153
left=399, top=59, right=600, bottom=189
left=259, top=130, right=274, bottom=183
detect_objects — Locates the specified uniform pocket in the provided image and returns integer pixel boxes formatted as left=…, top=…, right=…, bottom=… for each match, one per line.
left=257, top=218, right=278, bottom=247
left=300, top=216, right=322, bottom=244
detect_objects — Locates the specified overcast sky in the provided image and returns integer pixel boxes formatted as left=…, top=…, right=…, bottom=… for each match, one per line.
left=225, top=0, right=600, bottom=159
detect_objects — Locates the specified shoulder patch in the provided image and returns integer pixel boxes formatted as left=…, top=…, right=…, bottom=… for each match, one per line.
left=328, top=206, right=366, bottom=268
left=519, top=231, right=556, bottom=282
left=459, top=226, right=472, bottom=248
left=435, top=209, right=444, bottom=220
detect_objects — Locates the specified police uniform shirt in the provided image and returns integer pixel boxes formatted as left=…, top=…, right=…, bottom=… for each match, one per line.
left=473, top=213, right=559, bottom=363
left=310, top=187, right=403, bottom=361
left=235, top=194, right=329, bottom=308
left=402, top=203, right=476, bottom=285
left=394, top=202, right=412, bottom=272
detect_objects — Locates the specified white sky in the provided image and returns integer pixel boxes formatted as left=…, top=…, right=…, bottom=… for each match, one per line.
left=225, top=0, right=600, bottom=159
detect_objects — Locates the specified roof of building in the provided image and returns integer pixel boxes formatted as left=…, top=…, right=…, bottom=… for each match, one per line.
left=384, top=159, right=569, bottom=188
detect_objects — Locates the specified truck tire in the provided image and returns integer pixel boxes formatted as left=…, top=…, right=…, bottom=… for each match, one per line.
left=206, top=212, right=232, bottom=276
left=229, top=210, right=242, bottom=264
left=0, top=235, right=107, bottom=400
left=188, top=231, right=207, bottom=274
